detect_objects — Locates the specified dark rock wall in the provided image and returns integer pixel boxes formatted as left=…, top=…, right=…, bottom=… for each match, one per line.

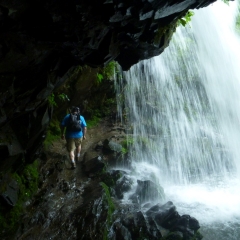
left=0, top=0, right=217, bottom=171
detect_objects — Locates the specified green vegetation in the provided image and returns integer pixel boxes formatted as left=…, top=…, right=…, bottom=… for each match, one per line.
left=84, top=64, right=117, bottom=126
left=121, top=137, right=134, bottom=153
left=57, top=93, right=70, bottom=102
left=100, top=182, right=115, bottom=240
left=178, top=11, right=194, bottom=27
left=101, top=170, right=122, bottom=188
left=86, top=116, right=101, bottom=128
left=85, top=97, right=116, bottom=128
left=0, top=160, right=39, bottom=235
left=43, top=118, right=61, bottom=149
left=96, top=61, right=118, bottom=83
left=48, top=92, right=70, bottom=107
left=104, top=61, right=118, bottom=79
left=48, top=93, right=57, bottom=107
left=100, top=182, right=115, bottom=224
left=222, top=0, right=230, bottom=5
left=121, top=147, right=127, bottom=154
left=96, top=73, right=104, bottom=84
left=193, top=230, right=203, bottom=240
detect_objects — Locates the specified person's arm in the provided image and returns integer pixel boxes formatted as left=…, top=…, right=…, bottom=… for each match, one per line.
left=81, top=115, right=87, bottom=139
left=83, top=126, right=87, bottom=140
left=60, top=125, right=65, bottom=140
left=60, top=115, right=67, bottom=140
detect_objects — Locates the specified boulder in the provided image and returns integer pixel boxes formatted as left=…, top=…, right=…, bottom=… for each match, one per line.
left=130, top=179, right=165, bottom=204
left=0, top=179, right=19, bottom=207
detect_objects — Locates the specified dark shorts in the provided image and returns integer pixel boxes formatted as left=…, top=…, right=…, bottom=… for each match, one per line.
left=66, top=138, right=82, bottom=152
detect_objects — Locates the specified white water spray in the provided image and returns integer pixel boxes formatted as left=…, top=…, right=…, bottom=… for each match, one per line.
left=117, top=1, right=240, bottom=239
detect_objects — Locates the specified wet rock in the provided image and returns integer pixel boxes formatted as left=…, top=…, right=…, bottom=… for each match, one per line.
left=111, top=221, right=133, bottom=240
left=83, top=155, right=105, bottom=177
left=122, top=211, right=159, bottom=239
left=43, top=167, right=55, bottom=180
left=146, top=201, right=179, bottom=227
left=100, top=170, right=125, bottom=194
left=146, top=201, right=202, bottom=239
left=95, top=141, right=104, bottom=151
left=111, top=126, right=126, bottom=132
left=59, top=179, right=71, bottom=192
left=103, top=139, right=123, bottom=153
left=129, top=179, right=164, bottom=204
left=0, top=178, right=19, bottom=207
left=29, top=211, right=45, bottom=225
left=164, top=231, right=184, bottom=240
left=115, top=175, right=133, bottom=199
left=170, top=214, right=201, bottom=239
left=55, top=160, right=64, bottom=172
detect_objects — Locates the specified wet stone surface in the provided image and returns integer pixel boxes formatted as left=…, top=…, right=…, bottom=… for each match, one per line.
left=9, top=118, right=202, bottom=240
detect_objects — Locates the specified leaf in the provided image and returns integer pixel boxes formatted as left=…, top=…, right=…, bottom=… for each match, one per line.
left=96, top=73, right=104, bottom=83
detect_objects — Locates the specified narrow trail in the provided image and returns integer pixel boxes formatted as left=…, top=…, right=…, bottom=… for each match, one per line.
left=39, top=116, right=123, bottom=196
left=13, top=117, right=125, bottom=239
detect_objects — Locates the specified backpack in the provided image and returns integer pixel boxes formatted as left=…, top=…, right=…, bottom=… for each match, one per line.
left=67, top=113, right=82, bottom=131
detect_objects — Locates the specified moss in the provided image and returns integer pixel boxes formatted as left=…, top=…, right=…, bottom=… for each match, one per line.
left=96, top=61, right=118, bottom=82
left=48, top=93, right=57, bottom=107
left=192, top=230, right=203, bottom=240
left=85, top=96, right=116, bottom=129
left=102, top=61, right=118, bottom=80
left=121, top=137, right=134, bottom=153
left=87, top=116, right=101, bottom=128
left=121, top=147, right=127, bottom=154
left=103, top=228, right=108, bottom=240
left=162, top=231, right=182, bottom=240
left=101, top=171, right=122, bottom=188
left=20, top=160, right=39, bottom=196
left=0, top=160, right=39, bottom=236
left=85, top=96, right=116, bottom=123
left=43, top=118, right=61, bottom=149
left=100, top=182, right=115, bottom=226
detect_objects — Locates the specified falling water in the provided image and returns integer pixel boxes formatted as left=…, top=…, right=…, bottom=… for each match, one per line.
left=116, top=1, right=240, bottom=239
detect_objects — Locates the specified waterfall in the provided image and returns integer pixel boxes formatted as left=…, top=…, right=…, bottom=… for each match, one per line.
left=116, top=1, right=240, bottom=239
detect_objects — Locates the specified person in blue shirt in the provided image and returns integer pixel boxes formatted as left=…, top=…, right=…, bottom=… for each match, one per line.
left=60, top=106, right=87, bottom=169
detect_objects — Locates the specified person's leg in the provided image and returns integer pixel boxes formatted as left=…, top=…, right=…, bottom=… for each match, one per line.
left=69, top=150, right=75, bottom=162
left=75, top=138, right=83, bottom=161
left=66, top=138, right=76, bottom=168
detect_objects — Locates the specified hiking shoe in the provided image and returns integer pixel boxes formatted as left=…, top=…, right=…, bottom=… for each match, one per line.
left=71, top=161, right=76, bottom=169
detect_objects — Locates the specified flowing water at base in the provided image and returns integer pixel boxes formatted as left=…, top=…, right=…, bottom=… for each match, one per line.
left=166, top=178, right=240, bottom=239
left=117, top=1, right=240, bottom=239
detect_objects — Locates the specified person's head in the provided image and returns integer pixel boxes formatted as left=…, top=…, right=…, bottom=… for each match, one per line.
left=71, top=106, right=80, bottom=114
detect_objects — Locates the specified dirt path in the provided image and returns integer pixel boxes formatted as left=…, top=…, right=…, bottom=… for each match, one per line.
left=12, top=117, right=126, bottom=240
left=43, top=117, right=120, bottom=183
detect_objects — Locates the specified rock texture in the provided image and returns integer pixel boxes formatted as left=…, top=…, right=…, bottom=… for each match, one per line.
left=4, top=120, right=202, bottom=240
left=0, top=0, right=217, bottom=175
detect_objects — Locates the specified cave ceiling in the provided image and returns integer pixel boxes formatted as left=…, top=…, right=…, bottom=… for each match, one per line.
left=0, top=0, right=218, bottom=168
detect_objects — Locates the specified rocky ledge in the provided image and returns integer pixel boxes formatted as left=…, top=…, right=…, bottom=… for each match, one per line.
left=1, top=118, right=202, bottom=240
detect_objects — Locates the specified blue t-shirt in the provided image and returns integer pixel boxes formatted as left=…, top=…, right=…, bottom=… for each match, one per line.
left=61, top=114, right=87, bottom=139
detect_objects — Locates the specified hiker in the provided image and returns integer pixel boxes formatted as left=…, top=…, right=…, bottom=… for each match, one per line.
left=60, top=106, right=87, bottom=169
